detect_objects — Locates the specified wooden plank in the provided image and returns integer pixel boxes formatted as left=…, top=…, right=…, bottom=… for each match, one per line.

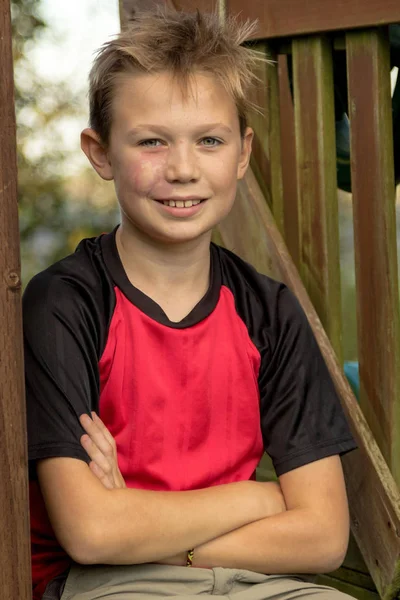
left=330, top=565, right=377, bottom=593
left=245, top=42, right=272, bottom=217
left=226, top=0, right=400, bottom=40
left=292, top=36, right=342, bottom=360
left=316, top=574, right=378, bottom=600
left=119, top=0, right=222, bottom=23
left=346, top=28, right=400, bottom=484
left=120, top=0, right=171, bottom=22
left=171, top=0, right=218, bottom=11
left=245, top=43, right=284, bottom=234
left=218, top=182, right=282, bottom=279
left=0, top=1, right=31, bottom=598
left=258, top=44, right=285, bottom=233
left=277, top=54, right=300, bottom=269
left=219, top=167, right=400, bottom=599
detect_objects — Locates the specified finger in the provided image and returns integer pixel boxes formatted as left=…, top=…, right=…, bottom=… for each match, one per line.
left=80, top=414, right=114, bottom=458
left=89, top=461, right=114, bottom=490
left=81, top=433, right=112, bottom=475
left=91, top=412, right=117, bottom=449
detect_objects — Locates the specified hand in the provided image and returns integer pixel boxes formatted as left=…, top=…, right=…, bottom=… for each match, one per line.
left=79, top=412, right=126, bottom=490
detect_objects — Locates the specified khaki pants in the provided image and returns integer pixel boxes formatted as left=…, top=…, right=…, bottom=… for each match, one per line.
left=59, top=563, right=354, bottom=600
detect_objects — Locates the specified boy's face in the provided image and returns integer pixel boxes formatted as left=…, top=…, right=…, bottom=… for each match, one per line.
left=83, top=71, right=253, bottom=245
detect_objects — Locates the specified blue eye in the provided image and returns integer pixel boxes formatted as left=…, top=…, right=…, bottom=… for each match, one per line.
left=139, top=139, right=162, bottom=147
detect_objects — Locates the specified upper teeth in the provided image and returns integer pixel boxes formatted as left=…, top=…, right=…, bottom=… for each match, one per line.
left=162, top=199, right=201, bottom=207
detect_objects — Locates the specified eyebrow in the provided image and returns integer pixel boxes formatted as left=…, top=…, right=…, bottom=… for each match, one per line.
left=127, top=123, right=233, bottom=136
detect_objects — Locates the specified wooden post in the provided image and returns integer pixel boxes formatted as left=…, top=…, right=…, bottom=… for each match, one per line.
left=0, top=0, right=31, bottom=597
left=347, top=28, right=400, bottom=483
left=278, top=54, right=300, bottom=270
left=246, top=42, right=285, bottom=235
left=292, top=35, right=342, bottom=360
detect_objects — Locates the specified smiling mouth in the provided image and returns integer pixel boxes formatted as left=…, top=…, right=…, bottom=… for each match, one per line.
left=155, top=198, right=206, bottom=208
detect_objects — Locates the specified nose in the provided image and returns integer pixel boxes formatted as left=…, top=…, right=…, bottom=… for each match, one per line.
left=165, top=142, right=200, bottom=183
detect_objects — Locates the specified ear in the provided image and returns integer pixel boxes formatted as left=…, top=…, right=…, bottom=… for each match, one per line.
left=237, top=127, right=254, bottom=180
left=81, top=128, right=114, bottom=181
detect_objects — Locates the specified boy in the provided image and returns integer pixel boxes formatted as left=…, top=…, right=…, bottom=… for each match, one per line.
left=24, top=9, right=356, bottom=600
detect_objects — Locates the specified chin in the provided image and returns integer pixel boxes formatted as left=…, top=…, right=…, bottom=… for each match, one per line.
left=147, top=218, right=217, bottom=242
left=150, top=225, right=214, bottom=245
left=156, top=232, right=212, bottom=245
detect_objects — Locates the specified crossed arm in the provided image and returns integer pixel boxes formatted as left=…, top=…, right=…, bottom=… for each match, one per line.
left=37, top=413, right=350, bottom=574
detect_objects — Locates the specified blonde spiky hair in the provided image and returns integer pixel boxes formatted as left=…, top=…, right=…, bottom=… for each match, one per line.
left=88, top=9, right=264, bottom=144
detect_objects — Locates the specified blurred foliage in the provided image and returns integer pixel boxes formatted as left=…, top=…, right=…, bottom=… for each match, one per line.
left=12, top=0, right=118, bottom=284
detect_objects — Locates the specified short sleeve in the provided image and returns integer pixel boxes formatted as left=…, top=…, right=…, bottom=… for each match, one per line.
left=23, top=264, right=109, bottom=476
left=259, top=286, right=356, bottom=477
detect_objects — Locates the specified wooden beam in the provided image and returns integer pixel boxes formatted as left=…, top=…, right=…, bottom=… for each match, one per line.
left=120, top=0, right=219, bottom=23
left=124, top=0, right=400, bottom=40
left=172, top=0, right=218, bottom=11
left=246, top=43, right=284, bottom=235
left=0, top=0, right=31, bottom=597
left=120, top=0, right=220, bottom=15
left=120, top=0, right=170, bottom=22
left=292, top=35, right=342, bottom=360
left=218, top=168, right=400, bottom=599
left=277, top=54, right=300, bottom=269
left=226, top=0, right=400, bottom=40
left=346, top=28, right=400, bottom=484
left=263, top=44, right=284, bottom=234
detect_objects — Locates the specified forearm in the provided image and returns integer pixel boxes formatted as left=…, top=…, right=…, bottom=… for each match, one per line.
left=93, top=483, right=262, bottom=563
left=39, top=459, right=275, bottom=566
left=194, top=508, right=349, bottom=574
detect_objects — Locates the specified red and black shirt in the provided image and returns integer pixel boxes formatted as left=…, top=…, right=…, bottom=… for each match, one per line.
left=24, top=228, right=356, bottom=599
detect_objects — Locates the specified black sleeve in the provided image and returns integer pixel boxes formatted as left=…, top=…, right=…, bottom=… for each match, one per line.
left=259, top=286, right=356, bottom=477
left=23, top=264, right=109, bottom=477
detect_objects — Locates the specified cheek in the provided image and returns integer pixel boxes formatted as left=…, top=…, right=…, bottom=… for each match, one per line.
left=122, top=155, right=175, bottom=199
left=128, top=158, right=162, bottom=193
left=212, top=154, right=240, bottom=189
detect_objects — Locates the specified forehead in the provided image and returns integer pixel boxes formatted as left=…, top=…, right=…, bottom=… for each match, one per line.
left=110, top=70, right=240, bottom=130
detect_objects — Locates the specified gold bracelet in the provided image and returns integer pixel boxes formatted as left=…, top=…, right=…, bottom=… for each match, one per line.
left=186, top=548, right=194, bottom=567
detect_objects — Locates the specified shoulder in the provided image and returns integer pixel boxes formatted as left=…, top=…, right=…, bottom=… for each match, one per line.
left=214, top=244, right=303, bottom=332
left=24, top=234, right=111, bottom=307
left=23, top=234, right=115, bottom=353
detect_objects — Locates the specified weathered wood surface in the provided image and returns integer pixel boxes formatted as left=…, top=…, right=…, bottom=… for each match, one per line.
left=277, top=55, right=300, bottom=269
left=227, top=0, right=400, bottom=40
left=157, top=0, right=400, bottom=35
left=246, top=43, right=284, bottom=235
left=173, top=0, right=220, bottom=11
left=317, top=573, right=378, bottom=600
left=0, top=0, right=31, bottom=598
left=218, top=168, right=400, bottom=599
left=292, top=35, right=342, bottom=361
left=346, top=28, right=400, bottom=486
left=120, top=0, right=170, bottom=20
left=120, top=0, right=221, bottom=17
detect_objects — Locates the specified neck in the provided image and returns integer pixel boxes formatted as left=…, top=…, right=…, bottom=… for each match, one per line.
left=116, top=221, right=212, bottom=295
